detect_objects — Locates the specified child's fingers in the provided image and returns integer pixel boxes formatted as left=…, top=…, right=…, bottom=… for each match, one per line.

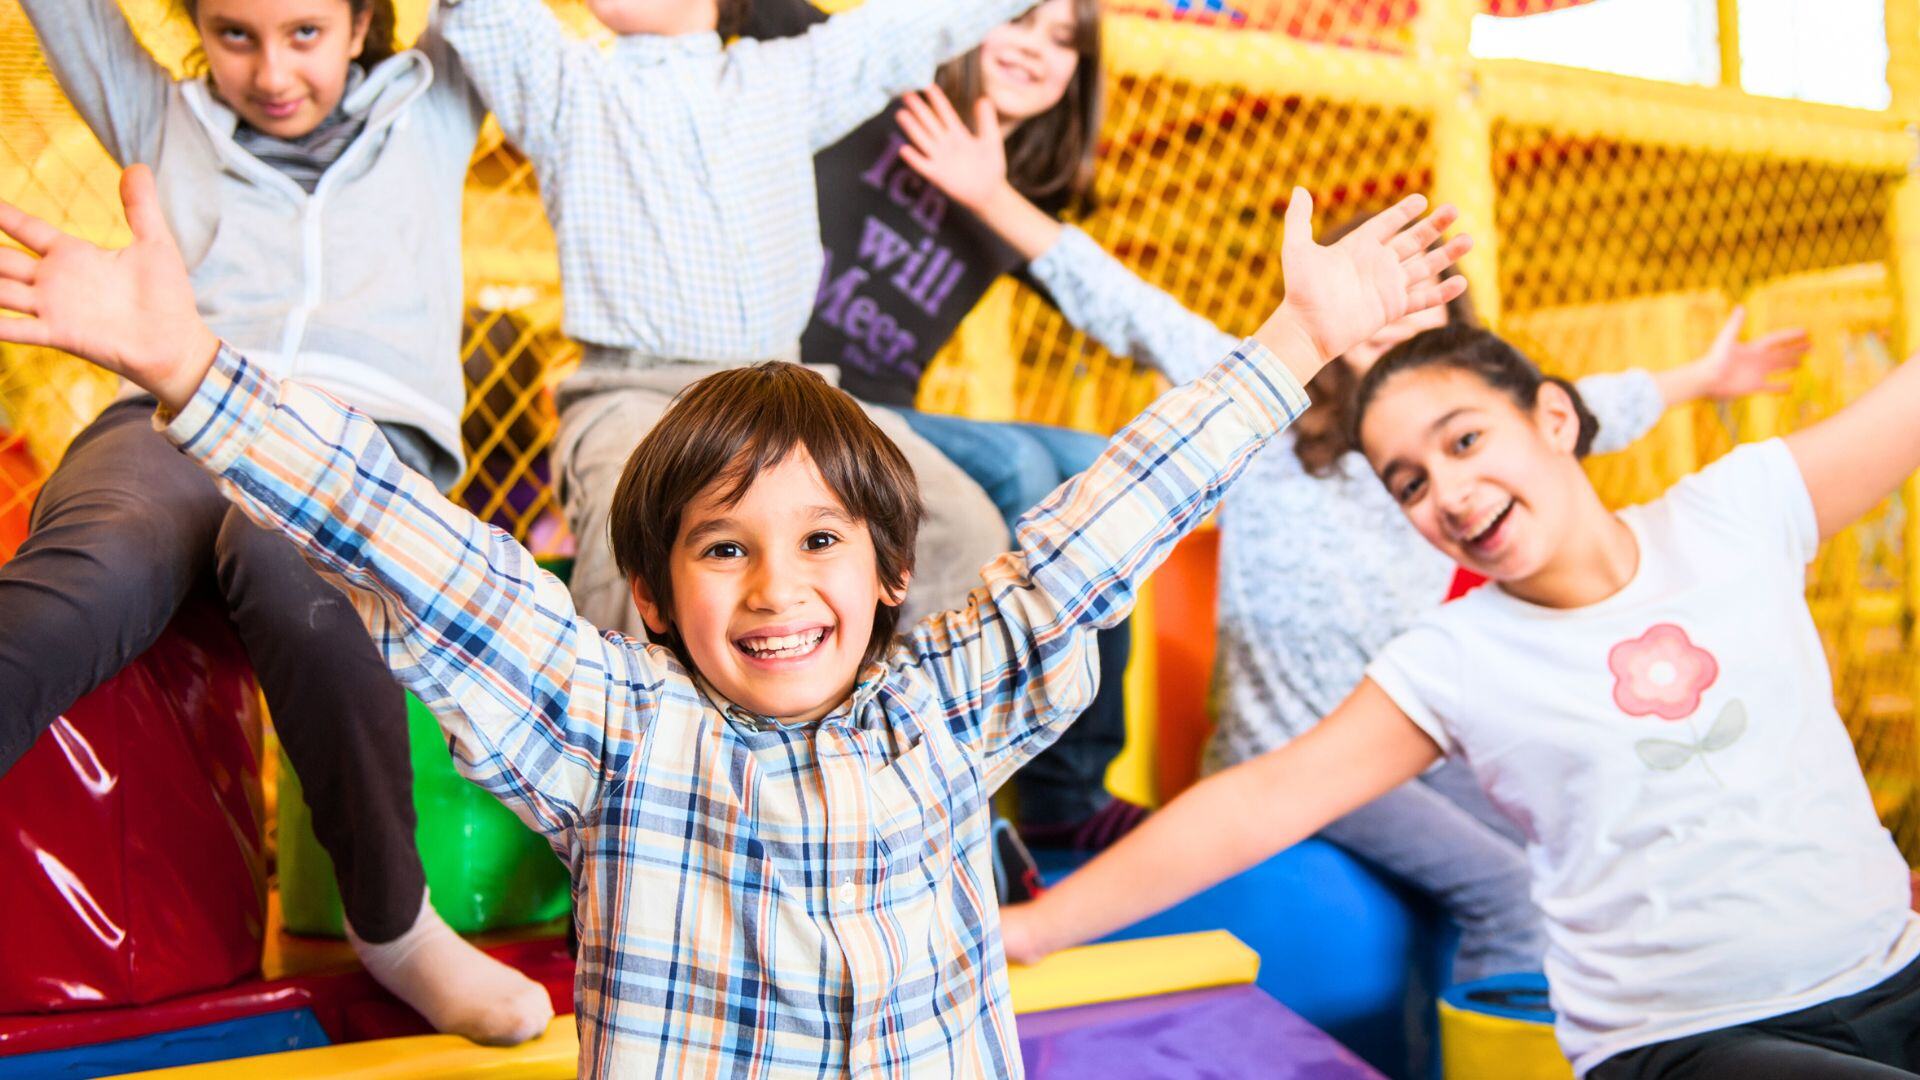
left=1406, top=273, right=1471, bottom=314
left=1400, top=233, right=1473, bottom=282
left=895, top=105, right=939, bottom=156
left=0, top=279, right=36, bottom=316
left=0, top=246, right=36, bottom=283
left=1386, top=204, right=1459, bottom=261
left=1282, top=187, right=1315, bottom=250
left=900, top=91, right=949, bottom=140
left=120, top=164, right=171, bottom=247
left=1352, top=193, right=1430, bottom=247
left=899, top=144, right=937, bottom=181
left=0, top=201, right=60, bottom=258
left=926, top=85, right=968, bottom=132
left=0, top=317, right=50, bottom=350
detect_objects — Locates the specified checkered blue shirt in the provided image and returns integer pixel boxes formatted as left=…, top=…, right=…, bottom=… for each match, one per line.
left=161, top=338, right=1307, bottom=1077
left=440, top=0, right=1039, bottom=361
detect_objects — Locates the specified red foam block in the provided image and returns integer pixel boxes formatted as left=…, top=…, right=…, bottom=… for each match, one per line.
left=0, top=598, right=266, bottom=1016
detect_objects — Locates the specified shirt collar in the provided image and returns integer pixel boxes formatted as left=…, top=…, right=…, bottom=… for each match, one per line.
left=612, top=31, right=723, bottom=65
left=698, top=663, right=891, bottom=733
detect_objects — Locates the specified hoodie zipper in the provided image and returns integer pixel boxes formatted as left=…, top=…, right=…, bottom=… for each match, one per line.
left=181, top=55, right=435, bottom=373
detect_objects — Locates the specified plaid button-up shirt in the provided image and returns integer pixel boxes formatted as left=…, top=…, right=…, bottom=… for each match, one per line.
left=439, top=0, right=1038, bottom=362
left=162, top=340, right=1308, bottom=1076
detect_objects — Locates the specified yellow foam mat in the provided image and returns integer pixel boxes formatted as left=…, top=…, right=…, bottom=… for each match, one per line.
left=1007, top=930, right=1260, bottom=1015
left=126, top=932, right=1258, bottom=1077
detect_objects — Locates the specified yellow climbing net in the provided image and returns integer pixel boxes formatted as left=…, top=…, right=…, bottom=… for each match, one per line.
left=4, top=0, right=1920, bottom=851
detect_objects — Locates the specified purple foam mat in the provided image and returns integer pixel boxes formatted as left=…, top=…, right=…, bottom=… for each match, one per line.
left=1018, top=984, right=1386, bottom=1079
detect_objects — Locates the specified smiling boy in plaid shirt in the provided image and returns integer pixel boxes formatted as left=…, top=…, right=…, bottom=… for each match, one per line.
left=0, top=168, right=1466, bottom=1076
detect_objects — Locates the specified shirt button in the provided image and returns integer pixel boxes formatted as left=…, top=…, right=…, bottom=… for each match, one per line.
left=837, top=878, right=856, bottom=907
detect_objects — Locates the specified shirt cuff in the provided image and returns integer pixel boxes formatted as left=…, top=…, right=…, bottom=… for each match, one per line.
left=156, top=343, right=275, bottom=477
left=1026, top=224, right=1098, bottom=287
left=1203, top=338, right=1313, bottom=435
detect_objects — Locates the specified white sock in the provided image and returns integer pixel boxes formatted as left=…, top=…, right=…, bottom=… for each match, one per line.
left=346, top=892, right=554, bottom=1047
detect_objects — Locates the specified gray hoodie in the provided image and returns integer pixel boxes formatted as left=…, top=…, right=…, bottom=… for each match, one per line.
left=20, top=0, right=486, bottom=487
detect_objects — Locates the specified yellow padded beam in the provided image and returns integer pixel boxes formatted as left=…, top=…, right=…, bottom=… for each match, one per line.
left=127, top=933, right=1260, bottom=1078
left=1008, top=930, right=1261, bottom=1015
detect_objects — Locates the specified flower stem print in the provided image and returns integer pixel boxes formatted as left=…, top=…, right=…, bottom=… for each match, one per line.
left=1635, top=700, right=1748, bottom=785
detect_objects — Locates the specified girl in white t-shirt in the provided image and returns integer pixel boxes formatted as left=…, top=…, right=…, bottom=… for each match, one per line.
left=1001, top=324, right=1920, bottom=1079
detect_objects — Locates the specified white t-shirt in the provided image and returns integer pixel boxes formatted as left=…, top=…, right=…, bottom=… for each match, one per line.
left=1366, top=439, right=1920, bottom=1076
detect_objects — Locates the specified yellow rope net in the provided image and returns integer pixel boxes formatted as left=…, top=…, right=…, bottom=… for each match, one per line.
left=4, top=1, right=1920, bottom=850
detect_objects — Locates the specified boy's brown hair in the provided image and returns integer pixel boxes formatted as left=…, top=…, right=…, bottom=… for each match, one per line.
left=608, top=363, right=924, bottom=668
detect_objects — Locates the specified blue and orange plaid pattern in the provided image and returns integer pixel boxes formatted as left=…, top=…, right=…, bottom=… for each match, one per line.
left=162, top=339, right=1306, bottom=1076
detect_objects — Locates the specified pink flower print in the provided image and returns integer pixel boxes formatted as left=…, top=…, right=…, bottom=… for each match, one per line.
left=1609, top=624, right=1719, bottom=721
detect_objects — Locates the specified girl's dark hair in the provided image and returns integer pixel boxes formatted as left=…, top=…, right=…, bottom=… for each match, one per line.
left=609, top=363, right=923, bottom=670
left=183, top=0, right=399, bottom=70
left=1349, top=324, right=1600, bottom=460
left=936, top=0, right=1104, bottom=213
left=716, top=0, right=752, bottom=39
left=1291, top=209, right=1479, bottom=477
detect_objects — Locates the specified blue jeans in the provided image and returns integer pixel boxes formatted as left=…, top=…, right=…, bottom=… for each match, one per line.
left=894, top=410, right=1129, bottom=827
left=1318, top=761, right=1544, bottom=982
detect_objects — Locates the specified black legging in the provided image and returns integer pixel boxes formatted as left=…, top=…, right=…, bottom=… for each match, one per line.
left=0, top=399, right=426, bottom=942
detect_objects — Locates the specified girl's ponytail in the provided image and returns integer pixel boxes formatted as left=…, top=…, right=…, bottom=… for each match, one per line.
left=1350, top=325, right=1599, bottom=459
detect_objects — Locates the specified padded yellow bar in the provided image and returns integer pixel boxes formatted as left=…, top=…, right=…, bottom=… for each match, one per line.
left=1008, top=930, right=1260, bottom=1015
left=120, top=1016, right=579, bottom=1080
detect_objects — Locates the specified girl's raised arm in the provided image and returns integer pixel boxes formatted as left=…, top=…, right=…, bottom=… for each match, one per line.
left=1001, top=679, right=1441, bottom=963
left=894, top=89, right=1240, bottom=387
left=752, top=0, right=1039, bottom=152
left=1785, top=352, right=1920, bottom=540
left=18, top=0, right=172, bottom=167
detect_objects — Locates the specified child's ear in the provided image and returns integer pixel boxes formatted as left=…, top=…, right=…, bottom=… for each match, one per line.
left=629, top=578, right=674, bottom=637
left=348, top=6, right=372, bottom=60
left=880, top=569, right=913, bottom=609
left=1535, top=381, right=1582, bottom=455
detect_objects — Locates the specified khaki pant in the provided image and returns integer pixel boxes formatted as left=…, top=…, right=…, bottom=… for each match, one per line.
left=554, top=363, right=1010, bottom=639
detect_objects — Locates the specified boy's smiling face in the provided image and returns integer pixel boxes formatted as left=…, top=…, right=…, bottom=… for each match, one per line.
left=633, top=448, right=907, bottom=726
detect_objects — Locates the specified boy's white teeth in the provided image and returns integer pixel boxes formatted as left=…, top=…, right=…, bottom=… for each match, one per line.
left=741, top=628, right=826, bottom=658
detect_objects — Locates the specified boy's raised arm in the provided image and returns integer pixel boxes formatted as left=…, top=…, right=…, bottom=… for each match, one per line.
left=436, top=0, right=577, bottom=161
left=907, top=190, right=1469, bottom=788
left=0, top=168, right=643, bottom=838
left=18, top=0, right=171, bottom=167
left=751, top=0, right=1042, bottom=152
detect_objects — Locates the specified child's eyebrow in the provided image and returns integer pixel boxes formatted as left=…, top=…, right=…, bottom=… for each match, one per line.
left=681, top=517, right=737, bottom=547
left=805, top=505, right=856, bottom=526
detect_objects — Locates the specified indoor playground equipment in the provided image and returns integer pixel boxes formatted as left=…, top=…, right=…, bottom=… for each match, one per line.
left=6, top=0, right=1920, bottom=1077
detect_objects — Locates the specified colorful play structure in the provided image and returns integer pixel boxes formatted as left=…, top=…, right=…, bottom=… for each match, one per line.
left=6, top=0, right=1920, bottom=1077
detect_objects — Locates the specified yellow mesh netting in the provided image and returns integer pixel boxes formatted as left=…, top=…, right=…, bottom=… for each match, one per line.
left=5, top=1, right=1920, bottom=850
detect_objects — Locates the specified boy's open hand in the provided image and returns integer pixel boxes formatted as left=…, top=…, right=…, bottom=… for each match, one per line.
left=1258, top=189, right=1471, bottom=384
left=0, top=165, right=218, bottom=414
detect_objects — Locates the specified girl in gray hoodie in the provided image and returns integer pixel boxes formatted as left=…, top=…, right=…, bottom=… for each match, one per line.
left=7, top=0, right=551, bottom=1046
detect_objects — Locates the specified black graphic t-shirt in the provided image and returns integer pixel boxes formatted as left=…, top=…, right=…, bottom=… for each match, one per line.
left=746, top=0, right=1029, bottom=407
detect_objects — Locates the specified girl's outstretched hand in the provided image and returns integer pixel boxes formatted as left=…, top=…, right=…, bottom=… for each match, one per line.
left=0, top=165, right=218, bottom=413
left=897, top=89, right=1009, bottom=214
left=1680, top=306, right=1811, bottom=402
left=1257, top=189, right=1471, bottom=384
